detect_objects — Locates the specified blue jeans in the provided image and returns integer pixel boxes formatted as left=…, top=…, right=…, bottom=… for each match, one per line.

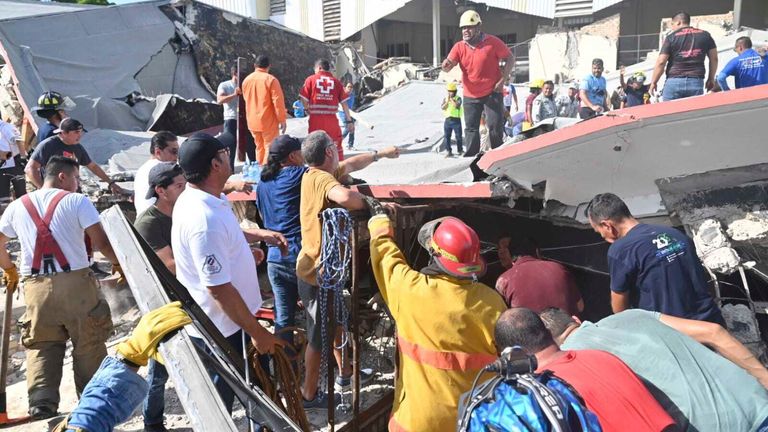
left=341, top=125, right=355, bottom=147
left=662, top=77, right=704, bottom=101
left=442, top=117, right=463, bottom=155
left=267, top=261, right=299, bottom=345
left=142, top=359, right=168, bottom=426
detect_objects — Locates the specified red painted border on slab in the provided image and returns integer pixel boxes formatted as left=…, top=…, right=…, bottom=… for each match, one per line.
left=478, top=84, right=768, bottom=171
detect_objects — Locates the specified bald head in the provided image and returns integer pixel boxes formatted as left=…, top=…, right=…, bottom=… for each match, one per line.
left=494, top=308, right=556, bottom=353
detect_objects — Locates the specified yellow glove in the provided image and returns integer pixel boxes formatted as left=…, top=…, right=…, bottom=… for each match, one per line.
left=368, top=214, right=393, bottom=240
left=2, top=266, right=19, bottom=294
left=117, top=301, right=191, bottom=367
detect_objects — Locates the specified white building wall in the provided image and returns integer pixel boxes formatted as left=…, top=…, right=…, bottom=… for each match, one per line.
left=195, top=0, right=259, bottom=18
left=340, top=0, right=411, bottom=40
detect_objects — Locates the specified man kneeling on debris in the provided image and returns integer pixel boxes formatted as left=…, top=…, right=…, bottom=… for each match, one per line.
left=540, top=307, right=768, bottom=431
left=0, top=156, right=122, bottom=420
left=52, top=302, right=191, bottom=432
left=368, top=213, right=506, bottom=431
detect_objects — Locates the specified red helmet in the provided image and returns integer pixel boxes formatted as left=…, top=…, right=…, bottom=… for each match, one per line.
left=419, top=217, right=486, bottom=278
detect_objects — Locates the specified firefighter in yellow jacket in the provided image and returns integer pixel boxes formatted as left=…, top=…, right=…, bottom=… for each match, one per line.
left=368, top=211, right=506, bottom=432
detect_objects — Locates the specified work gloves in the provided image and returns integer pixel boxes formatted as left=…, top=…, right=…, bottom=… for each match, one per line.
left=362, top=195, right=388, bottom=217
left=368, top=214, right=394, bottom=240
left=116, top=301, right=191, bottom=367
left=2, top=266, right=19, bottom=294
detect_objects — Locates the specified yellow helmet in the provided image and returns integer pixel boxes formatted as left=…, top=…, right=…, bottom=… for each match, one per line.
left=459, top=10, right=482, bottom=27
left=446, top=82, right=458, bottom=92
left=531, top=79, right=545, bottom=89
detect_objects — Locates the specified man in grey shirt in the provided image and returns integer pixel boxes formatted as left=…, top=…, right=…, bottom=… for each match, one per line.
left=217, top=67, right=240, bottom=170
left=541, top=308, right=768, bottom=432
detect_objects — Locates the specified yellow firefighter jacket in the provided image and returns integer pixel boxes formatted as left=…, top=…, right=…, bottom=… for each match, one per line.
left=368, top=216, right=506, bottom=432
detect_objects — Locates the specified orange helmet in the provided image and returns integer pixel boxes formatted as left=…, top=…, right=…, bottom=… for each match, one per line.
left=418, top=217, right=486, bottom=278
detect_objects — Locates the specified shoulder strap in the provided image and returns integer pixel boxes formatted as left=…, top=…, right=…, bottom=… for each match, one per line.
left=20, top=191, right=71, bottom=274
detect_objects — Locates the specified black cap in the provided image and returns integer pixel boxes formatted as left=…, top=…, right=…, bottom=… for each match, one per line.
left=269, top=135, right=302, bottom=161
left=178, top=132, right=228, bottom=177
left=146, top=162, right=184, bottom=200
left=53, top=118, right=87, bottom=134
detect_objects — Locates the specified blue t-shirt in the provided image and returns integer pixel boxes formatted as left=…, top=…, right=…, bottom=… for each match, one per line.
left=256, top=165, right=307, bottom=263
left=581, top=74, right=607, bottom=108
left=37, top=121, right=56, bottom=144
left=717, top=48, right=768, bottom=90
left=608, top=223, right=724, bottom=324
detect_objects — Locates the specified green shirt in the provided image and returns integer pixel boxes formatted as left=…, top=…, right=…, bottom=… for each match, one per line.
left=562, top=309, right=768, bottom=432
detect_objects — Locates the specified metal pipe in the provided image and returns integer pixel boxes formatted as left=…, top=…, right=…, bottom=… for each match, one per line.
left=734, top=0, right=743, bottom=30
left=432, top=0, right=441, bottom=67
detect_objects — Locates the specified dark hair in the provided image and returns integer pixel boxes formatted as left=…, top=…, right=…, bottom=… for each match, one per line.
left=44, top=155, right=79, bottom=182
left=592, top=58, right=604, bottom=67
left=673, top=11, right=691, bottom=25
left=36, top=109, right=59, bottom=121
left=736, top=36, right=752, bottom=49
left=494, top=308, right=555, bottom=353
left=302, top=130, right=332, bottom=166
left=256, top=55, right=270, bottom=69
left=506, top=235, right=538, bottom=258
left=586, top=193, right=632, bottom=223
left=543, top=80, right=554, bottom=88
left=315, top=59, right=331, bottom=71
left=150, top=131, right=177, bottom=155
left=539, top=308, right=578, bottom=340
left=260, top=153, right=283, bottom=182
left=230, top=66, right=237, bottom=76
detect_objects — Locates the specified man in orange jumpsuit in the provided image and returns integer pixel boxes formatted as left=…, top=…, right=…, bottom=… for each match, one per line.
left=241, top=55, right=287, bottom=165
left=299, top=59, right=353, bottom=161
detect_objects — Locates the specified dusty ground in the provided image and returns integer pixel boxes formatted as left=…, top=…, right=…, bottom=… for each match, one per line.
left=3, top=252, right=395, bottom=431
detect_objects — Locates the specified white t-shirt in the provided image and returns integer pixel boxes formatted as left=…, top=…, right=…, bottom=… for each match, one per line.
left=171, top=186, right=262, bottom=337
left=0, top=121, right=20, bottom=169
left=0, top=188, right=100, bottom=275
left=134, top=158, right=160, bottom=215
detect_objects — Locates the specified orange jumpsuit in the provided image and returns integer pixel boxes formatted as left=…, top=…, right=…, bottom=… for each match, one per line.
left=241, top=67, right=287, bottom=165
left=300, top=71, right=348, bottom=160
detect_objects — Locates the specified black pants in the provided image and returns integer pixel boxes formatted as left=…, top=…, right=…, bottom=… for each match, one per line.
left=579, top=107, right=599, bottom=120
left=442, top=117, right=463, bottom=155
left=223, top=119, right=256, bottom=168
left=0, top=158, right=26, bottom=200
left=463, top=92, right=504, bottom=157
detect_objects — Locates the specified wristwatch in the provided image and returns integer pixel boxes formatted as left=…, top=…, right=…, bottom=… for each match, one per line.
left=371, top=150, right=379, bottom=161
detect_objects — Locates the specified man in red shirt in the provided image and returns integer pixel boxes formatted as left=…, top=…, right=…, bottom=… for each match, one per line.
left=300, top=59, right=353, bottom=161
left=495, top=308, right=678, bottom=432
left=441, top=10, right=514, bottom=157
left=495, top=236, right=583, bottom=314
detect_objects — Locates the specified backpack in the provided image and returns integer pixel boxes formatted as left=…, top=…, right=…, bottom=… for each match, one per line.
left=457, top=370, right=602, bottom=432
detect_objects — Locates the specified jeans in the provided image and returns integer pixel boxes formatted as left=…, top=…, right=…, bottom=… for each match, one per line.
left=142, top=359, right=168, bottom=426
left=662, top=77, right=704, bottom=101
left=223, top=119, right=257, bottom=165
left=267, top=261, right=299, bottom=345
left=341, top=125, right=355, bottom=148
left=442, top=117, right=463, bottom=155
left=463, top=92, right=504, bottom=157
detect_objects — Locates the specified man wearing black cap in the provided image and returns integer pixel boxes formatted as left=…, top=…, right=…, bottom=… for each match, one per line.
left=171, top=132, right=287, bottom=413
left=133, top=162, right=185, bottom=431
left=25, top=118, right=125, bottom=195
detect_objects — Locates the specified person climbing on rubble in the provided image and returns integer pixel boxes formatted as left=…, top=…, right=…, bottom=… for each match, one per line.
left=52, top=302, right=192, bottom=432
left=300, top=59, right=353, bottom=161
left=367, top=212, right=506, bottom=431
left=440, top=82, right=463, bottom=157
left=133, top=131, right=179, bottom=215
left=242, top=55, right=287, bottom=165
left=531, top=80, right=558, bottom=124
left=171, top=133, right=287, bottom=413
left=579, top=58, right=609, bottom=119
left=495, top=235, right=583, bottom=314
left=556, top=82, right=580, bottom=118
left=619, top=68, right=651, bottom=108
left=540, top=307, right=768, bottom=431
left=495, top=308, right=677, bottom=431
left=338, top=82, right=357, bottom=150
left=25, top=118, right=126, bottom=195
left=296, top=130, right=399, bottom=408
left=441, top=10, right=515, bottom=157
left=716, top=36, right=768, bottom=91
left=31, top=91, right=75, bottom=145
left=133, top=162, right=186, bottom=432
left=649, top=11, right=718, bottom=101
left=522, top=79, right=543, bottom=130
left=0, top=156, right=122, bottom=420
left=586, top=192, right=725, bottom=324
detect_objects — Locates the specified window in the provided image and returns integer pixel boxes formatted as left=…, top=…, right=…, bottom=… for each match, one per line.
left=270, top=0, right=286, bottom=15
left=497, top=33, right=517, bottom=44
left=386, top=43, right=410, bottom=57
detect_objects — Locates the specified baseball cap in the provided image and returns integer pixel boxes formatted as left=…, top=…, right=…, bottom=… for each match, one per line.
left=178, top=132, right=228, bottom=177
left=53, top=118, right=87, bottom=134
left=568, top=82, right=579, bottom=90
left=145, top=162, right=184, bottom=199
left=269, top=135, right=302, bottom=161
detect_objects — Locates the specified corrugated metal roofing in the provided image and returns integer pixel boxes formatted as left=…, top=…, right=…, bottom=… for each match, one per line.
left=591, top=0, right=624, bottom=13
left=483, top=0, right=556, bottom=19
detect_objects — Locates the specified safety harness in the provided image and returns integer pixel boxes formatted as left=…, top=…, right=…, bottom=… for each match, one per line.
left=20, top=191, right=71, bottom=275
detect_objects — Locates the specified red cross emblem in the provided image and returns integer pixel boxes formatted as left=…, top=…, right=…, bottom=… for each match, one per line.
left=316, top=76, right=335, bottom=94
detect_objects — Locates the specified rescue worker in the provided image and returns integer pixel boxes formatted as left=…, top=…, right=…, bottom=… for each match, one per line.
left=300, top=59, right=353, bottom=161
left=440, top=82, right=463, bottom=157
left=716, top=36, right=768, bottom=91
left=531, top=80, right=558, bottom=124
left=522, top=79, right=543, bottom=130
left=31, top=91, right=75, bottom=144
left=0, top=156, right=121, bottom=420
left=441, top=10, right=515, bottom=157
left=241, top=55, right=287, bottom=165
left=367, top=213, right=506, bottom=431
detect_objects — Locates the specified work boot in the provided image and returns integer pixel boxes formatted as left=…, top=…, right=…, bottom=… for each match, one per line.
left=29, top=405, right=57, bottom=420
left=335, top=368, right=375, bottom=392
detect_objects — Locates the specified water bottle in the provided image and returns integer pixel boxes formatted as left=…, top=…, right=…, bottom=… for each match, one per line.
left=242, top=162, right=250, bottom=182
left=249, top=163, right=261, bottom=184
